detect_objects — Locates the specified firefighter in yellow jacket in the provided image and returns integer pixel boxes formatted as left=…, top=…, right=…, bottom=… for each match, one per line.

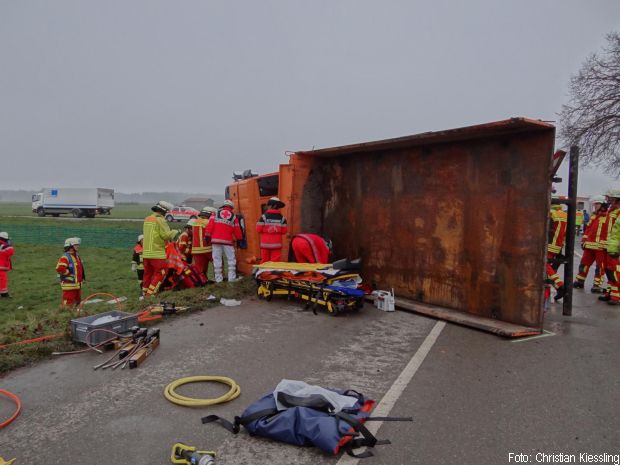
left=56, top=237, right=85, bottom=307
left=142, top=201, right=179, bottom=296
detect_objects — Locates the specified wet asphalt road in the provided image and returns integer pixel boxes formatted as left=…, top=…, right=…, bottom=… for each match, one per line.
left=1, top=267, right=619, bottom=465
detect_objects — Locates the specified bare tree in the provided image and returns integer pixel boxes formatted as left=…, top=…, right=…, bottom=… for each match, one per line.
left=559, top=32, right=620, bottom=171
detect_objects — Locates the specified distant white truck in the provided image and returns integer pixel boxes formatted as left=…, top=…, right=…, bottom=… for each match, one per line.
left=31, top=188, right=115, bottom=218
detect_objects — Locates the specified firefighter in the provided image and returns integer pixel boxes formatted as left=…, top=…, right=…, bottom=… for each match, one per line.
left=290, top=233, right=332, bottom=264
left=143, top=201, right=179, bottom=296
left=257, top=197, right=287, bottom=263
left=192, top=207, right=217, bottom=281
left=574, top=196, right=607, bottom=293
left=0, top=232, right=15, bottom=298
left=56, top=237, right=85, bottom=307
left=205, top=200, right=242, bottom=283
left=131, top=234, right=145, bottom=299
left=546, top=204, right=567, bottom=301
left=177, top=219, right=194, bottom=263
left=599, top=189, right=620, bottom=305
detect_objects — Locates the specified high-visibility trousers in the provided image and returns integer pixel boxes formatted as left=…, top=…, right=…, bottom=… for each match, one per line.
left=260, top=248, right=282, bottom=263
left=0, top=270, right=8, bottom=294
left=62, top=289, right=81, bottom=307
left=143, top=258, right=168, bottom=296
left=575, top=248, right=606, bottom=286
left=192, top=253, right=211, bottom=280
left=604, top=255, right=620, bottom=302
left=546, top=252, right=563, bottom=289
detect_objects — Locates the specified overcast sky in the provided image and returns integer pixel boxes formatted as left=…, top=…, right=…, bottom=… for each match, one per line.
left=1, top=1, right=619, bottom=195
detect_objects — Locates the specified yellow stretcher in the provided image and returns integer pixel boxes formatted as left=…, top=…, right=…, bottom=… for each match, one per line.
left=253, top=261, right=366, bottom=316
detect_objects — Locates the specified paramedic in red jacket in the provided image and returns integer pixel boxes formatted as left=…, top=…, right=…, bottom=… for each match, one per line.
left=0, top=232, right=15, bottom=298
left=206, top=200, right=243, bottom=282
left=290, top=234, right=331, bottom=264
left=257, top=197, right=288, bottom=263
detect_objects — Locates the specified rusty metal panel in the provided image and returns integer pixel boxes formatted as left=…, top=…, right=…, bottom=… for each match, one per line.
left=288, top=118, right=554, bottom=329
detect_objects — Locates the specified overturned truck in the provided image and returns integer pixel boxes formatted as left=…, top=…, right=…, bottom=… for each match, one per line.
left=227, top=118, right=555, bottom=337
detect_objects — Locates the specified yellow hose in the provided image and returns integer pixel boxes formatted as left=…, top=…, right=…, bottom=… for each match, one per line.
left=164, top=375, right=241, bottom=407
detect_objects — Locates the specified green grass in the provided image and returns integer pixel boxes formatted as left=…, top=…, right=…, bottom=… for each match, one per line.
left=0, top=213, right=256, bottom=374
left=0, top=202, right=149, bottom=219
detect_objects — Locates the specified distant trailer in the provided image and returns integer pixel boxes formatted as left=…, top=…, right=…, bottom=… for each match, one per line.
left=32, top=188, right=115, bottom=218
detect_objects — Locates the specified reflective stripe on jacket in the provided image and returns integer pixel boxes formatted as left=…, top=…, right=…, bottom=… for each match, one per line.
left=206, top=207, right=242, bottom=246
left=56, top=252, right=85, bottom=290
left=132, top=243, right=144, bottom=270
left=582, top=211, right=607, bottom=250
left=191, top=217, right=211, bottom=254
left=143, top=213, right=178, bottom=259
left=257, top=209, right=287, bottom=249
left=602, top=207, right=620, bottom=250
left=547, top=209, right=567, bottom=254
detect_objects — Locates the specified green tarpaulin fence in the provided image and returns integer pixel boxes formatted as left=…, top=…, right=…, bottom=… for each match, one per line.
left=6, top=224, right=143, bottom=249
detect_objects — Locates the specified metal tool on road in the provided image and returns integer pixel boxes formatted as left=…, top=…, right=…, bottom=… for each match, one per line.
left=171, top=443, right=215, bottom=465
left=0, top=457, right=16, bottom=465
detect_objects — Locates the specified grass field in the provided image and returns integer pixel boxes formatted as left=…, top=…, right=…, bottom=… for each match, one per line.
left=0, top=202, right=149, bottom=219
left=0, top=206, right=255, bottom=374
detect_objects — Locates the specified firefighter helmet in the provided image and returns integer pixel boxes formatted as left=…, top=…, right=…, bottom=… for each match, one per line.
left=152, top=200, right=174, bottom=213
left=0, top=232, right=9, bottom=241
left=222, top=200, right=234, bottom=209
left=267, top=197, right=285, bottom=209
left=64, top=237, right=81, bottom=248
left=186, top=219, right=197, bottom=228
left=137, top=234, right=144, bottom=242
left=590, top=195, right=606, bottom=204
left=605, top=189, right=620, bottom=199
left=200, top=206, right=218, bottom=217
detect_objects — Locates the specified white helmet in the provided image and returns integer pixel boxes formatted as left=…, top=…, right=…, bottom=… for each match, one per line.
left=590, top=195, right=606, bottom=204
left=186, top=219, right=197, bottom=227
left=267, top=196, right=285, bottom=208
left=64, top=237, right=81, bottom=248
left=0, top=232, right=9, bottom=241
left=606, top=189, right=620, bottom=199
left=153, top=200, right=174, bottom=213
left=200, top=206, right=217, bottom=217
left=137, top=234, right=144, bottom=242
left=222, top=200, right=234, bottom=209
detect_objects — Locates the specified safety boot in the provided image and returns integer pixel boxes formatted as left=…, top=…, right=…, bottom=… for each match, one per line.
left=0, top=293, right=9, bottom=298
left=607, top=300, right=620, bottom=306
left=573, top=280, right=585, bottom=289
left=598, top=293, right=611, bottom=302
left=590, top=285, right=605, bottom=294
left=554, top=286, right=566, bottom=301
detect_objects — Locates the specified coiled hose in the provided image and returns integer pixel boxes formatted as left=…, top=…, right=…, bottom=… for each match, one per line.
left=164, top=376, right=240, bottom=407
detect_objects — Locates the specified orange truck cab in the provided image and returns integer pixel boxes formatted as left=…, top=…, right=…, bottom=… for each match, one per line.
left=226, top=166, right=297, bottom=275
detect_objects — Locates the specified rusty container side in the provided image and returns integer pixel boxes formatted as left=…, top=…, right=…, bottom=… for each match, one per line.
left=289, top=119, right=554, bottom=328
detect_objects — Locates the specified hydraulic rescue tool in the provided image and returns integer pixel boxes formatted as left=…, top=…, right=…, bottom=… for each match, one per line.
left=170, top=443, right=215, bottom=465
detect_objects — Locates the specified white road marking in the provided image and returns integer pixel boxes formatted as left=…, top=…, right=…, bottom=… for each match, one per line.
left=336, top=320, right=446, bottom=465
left=510, top=330, right=555, bottom=343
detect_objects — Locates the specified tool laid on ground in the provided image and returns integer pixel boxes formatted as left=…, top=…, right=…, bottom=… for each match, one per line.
left=93, top=326, right=160, bottom=370
left=137, top=302, right=189, bottom=323
left=171, top=443, right=215, bottom=465
left=0, top=456, right=16, bottom=465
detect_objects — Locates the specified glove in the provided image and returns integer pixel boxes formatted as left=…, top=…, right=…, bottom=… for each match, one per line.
left=131, top=263, right=137, bottom=272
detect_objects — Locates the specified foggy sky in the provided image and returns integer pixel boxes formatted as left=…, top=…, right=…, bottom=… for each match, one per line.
left=1, top=1, right=619, bottom=196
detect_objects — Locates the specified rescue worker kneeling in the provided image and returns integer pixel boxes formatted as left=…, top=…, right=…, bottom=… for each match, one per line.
left=56, top=237, right=85, bottom=307
left=143, top=201, right=179, bottom=297
left=290, top=233, right=332, bottom=264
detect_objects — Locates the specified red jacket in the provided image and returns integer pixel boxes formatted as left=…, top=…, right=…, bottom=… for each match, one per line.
left=256, top=209, right=287, bottom=249
left=0, top=244, right=14, bottom=271
left=206, top=206, right=242, bottom=246
left=56, top=251, right=85, bottom=290
left=291, top=234, right=330, bottom=264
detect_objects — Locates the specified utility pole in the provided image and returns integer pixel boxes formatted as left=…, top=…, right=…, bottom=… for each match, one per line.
left=563, top=145, right=579, bottom=316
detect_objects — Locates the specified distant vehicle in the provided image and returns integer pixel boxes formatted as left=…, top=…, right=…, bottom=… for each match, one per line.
left=165, top=206, right=199, bottom=222
left=31, top=188, right=115, bottom=218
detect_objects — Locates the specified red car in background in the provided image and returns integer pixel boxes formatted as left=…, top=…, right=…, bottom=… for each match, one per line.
left=165, top=206, right=199, bottom=222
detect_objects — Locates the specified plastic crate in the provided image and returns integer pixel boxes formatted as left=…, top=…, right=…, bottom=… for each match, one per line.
left=71, top=310, right=138, bottom=345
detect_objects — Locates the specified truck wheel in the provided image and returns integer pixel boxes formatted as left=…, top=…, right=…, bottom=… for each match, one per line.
left=52, top=214, right=60, bottom=217
left=165, top=215, right=174, bottom=222
left=86, top=211, right=96, bottom=218
left=37, top=208, right=45, bottom=217
left=72, top=209, right=81, bottom=218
